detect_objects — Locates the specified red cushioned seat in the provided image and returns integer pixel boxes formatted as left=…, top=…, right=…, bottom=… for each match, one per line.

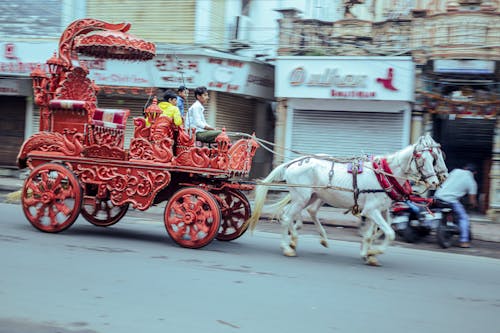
left=92, top=108, right=130, bottom=129
left=49, top=99, right=87, bottom=110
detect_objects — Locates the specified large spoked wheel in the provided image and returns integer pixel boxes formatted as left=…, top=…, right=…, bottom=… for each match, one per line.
left=214, top=189, right=251, bottom=241
left=81, top=197, right=129, bottom=227
left=164, top=187, right=221, bottom=249
left=22, top=163, right=82, bottom=233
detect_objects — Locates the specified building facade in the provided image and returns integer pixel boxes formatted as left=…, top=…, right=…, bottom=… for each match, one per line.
left=272, top=0, right=499, bottom=218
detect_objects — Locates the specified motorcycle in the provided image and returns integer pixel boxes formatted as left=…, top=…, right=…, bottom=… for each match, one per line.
left=391, top=197, right=464, bottom=248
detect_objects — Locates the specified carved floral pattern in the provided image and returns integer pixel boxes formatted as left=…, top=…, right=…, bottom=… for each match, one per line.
left=129, top=137, right=174, bottom=163
left=83, top=144, right=127, bottom=160
left=227, top=139, right=260, bottom=175
left=72, top=164, right=171, bottom=210
left=17, top=132, right=84, bottom=166
left=58, top=18, right=132, bottom=67
left=173, top=147, right=212, bottom=168
left=56, top=67, right=97, bottom=105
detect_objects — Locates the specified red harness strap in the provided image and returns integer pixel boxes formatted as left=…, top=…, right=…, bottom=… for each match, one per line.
left=372, top=158, right=412, bottom=201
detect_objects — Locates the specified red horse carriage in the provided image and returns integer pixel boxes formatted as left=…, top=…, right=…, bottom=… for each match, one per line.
left=17, top=19, right=259, bottom=249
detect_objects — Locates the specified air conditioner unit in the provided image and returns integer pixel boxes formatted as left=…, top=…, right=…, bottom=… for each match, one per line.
left=234, top=15, right=252, bottom=43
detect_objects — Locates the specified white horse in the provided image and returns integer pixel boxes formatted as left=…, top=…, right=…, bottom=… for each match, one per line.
left=288, top=134, right=449, bottom=248
left=245, top=135, right=443, bottom=266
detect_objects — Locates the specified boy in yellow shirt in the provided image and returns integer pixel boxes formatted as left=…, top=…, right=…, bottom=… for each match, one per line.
left=158, top=90, right=183, bottom=126
left=147, top=89, right=183, bottom=126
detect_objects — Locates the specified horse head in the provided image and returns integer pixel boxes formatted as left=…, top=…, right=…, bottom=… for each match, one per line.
left=409, top=138, right=440, bottom=189
left=421, top=134, right=448, bottom=184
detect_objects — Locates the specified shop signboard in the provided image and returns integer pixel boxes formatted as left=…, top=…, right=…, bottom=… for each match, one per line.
left=276, top=56, right=415, bottom=102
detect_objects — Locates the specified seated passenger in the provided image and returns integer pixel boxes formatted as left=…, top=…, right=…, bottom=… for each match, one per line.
left=185, top=86, right=221, bottom=143
left=147, top=89, right=183, bottom=127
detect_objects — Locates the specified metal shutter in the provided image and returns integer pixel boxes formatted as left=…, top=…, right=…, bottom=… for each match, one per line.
left=0, top=96, right=26, bottom=166
left=215, top=93, right=257, bottom=136
left=291, top=110, right=405, bottom=159
left=86, top=0, right=197, bottom=44
left=96, top=95, right=150, bottom=148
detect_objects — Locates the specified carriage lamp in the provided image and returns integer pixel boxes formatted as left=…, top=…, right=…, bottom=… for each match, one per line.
left=46, top=52, right=65, bottom=96
left=47, top=52, right=64, bottom=76
left=144, top=97, right=162, bottom=125
left=30, top=65, right=48, bottom=104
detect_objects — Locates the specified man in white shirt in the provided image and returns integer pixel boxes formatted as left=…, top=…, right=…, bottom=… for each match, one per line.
left=185, top=86, right=221, bottom=143
left=434, top=163, right=478, bottom=248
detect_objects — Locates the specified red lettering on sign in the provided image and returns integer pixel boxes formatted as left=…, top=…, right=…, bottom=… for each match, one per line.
left=4, top=43, right=16, bottom=59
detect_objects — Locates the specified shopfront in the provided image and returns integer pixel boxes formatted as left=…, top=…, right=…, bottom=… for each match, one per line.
left=0, top=79, right=31, bottom=167
left=418, top=59, right=499, bottom=214
left=274, top=56, right=415, bottom=163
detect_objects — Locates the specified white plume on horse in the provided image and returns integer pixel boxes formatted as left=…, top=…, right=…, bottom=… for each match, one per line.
left=245, top=134, right=448, bottom=266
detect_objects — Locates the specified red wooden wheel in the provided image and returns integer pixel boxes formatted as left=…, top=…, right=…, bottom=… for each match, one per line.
left=22, top=163, right=82, bottom=233
left=164, top=187, right=221, bottom=249
left=81, top=197, right=129, bottom=227
left=214, top=189, right=251, bottom=241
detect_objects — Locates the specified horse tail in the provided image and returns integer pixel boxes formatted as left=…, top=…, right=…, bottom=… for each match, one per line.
left=245, top=162, right=289, bottom=231
left=266, top=194, right=292, bottom=220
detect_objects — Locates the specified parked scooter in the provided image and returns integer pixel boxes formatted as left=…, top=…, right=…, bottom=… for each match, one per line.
left=391, top=197, right=463, bottom=248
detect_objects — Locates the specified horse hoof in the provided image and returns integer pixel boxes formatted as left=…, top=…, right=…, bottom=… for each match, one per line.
left=283, top=249, right=297, bottom=257
left=364, top=256, right=380, bottom=267
left=367, top=249, right=382, bottom=256
left=320, top=239, right=329, bottom=248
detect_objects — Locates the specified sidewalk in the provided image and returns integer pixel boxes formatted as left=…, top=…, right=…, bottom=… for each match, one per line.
left=2, top=175, right=500, bottom=243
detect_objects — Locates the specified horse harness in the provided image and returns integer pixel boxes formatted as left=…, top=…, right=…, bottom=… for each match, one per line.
left=282, top=149, right=432, bottom=216
left=349, top=146, right=434, bottom=215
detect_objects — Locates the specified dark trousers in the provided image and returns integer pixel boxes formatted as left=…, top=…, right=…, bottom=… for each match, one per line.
left=196, top=130, right=222, bottom=143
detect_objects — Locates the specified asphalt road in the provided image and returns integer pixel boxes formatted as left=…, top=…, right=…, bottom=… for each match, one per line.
left=2, top=201, right=500, bottom=333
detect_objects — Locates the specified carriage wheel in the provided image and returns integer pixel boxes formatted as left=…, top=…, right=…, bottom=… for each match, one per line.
left=22, top=163, right=82, bottom=233
left=164, top=187, right=221, bottom=249
left=81, top=197, right=129, bottom=227
left=214, top=189, right=251, bottom=241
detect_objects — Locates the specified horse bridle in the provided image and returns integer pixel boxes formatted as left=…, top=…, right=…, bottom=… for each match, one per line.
left=429, top=144, right=448, bottom=181
left=412, top=146, right=438, bottom=182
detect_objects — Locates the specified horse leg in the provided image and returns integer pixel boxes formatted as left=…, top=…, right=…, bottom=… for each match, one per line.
left=360, top=221, right=375, bottom=258
left=294, top=219, right=304, bottom=231
left=360, top=222, right=381, bottom=266
left=306, top=199, right=328, bottom=248
left=290, top=196, right=322, bottom=250
left=289, top=217, right=301, bottom=250
left=365, top=209, right=396, bottom=263
left=280, top=201, right=306, bottom=256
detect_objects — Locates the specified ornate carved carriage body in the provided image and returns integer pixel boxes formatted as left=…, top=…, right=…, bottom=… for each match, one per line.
left=17, top=18, right=259, bottom=216
left=18, top=18, right=259, bottom=249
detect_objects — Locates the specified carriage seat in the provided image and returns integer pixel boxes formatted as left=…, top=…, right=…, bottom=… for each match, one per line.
left=92, top=108, right=130, bottom=129
left=86, top=108, right=130, bottom=147
left=48, top=99, right=90, bottom=133
left=49, top=99, right=87, bottom=110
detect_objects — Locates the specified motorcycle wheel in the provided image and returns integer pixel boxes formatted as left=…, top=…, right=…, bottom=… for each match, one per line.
left=436, top=223, right=456, bottom=248
left=418, top=228, right=431, bottom=237
left=402, top=226, right=419, bottom=243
